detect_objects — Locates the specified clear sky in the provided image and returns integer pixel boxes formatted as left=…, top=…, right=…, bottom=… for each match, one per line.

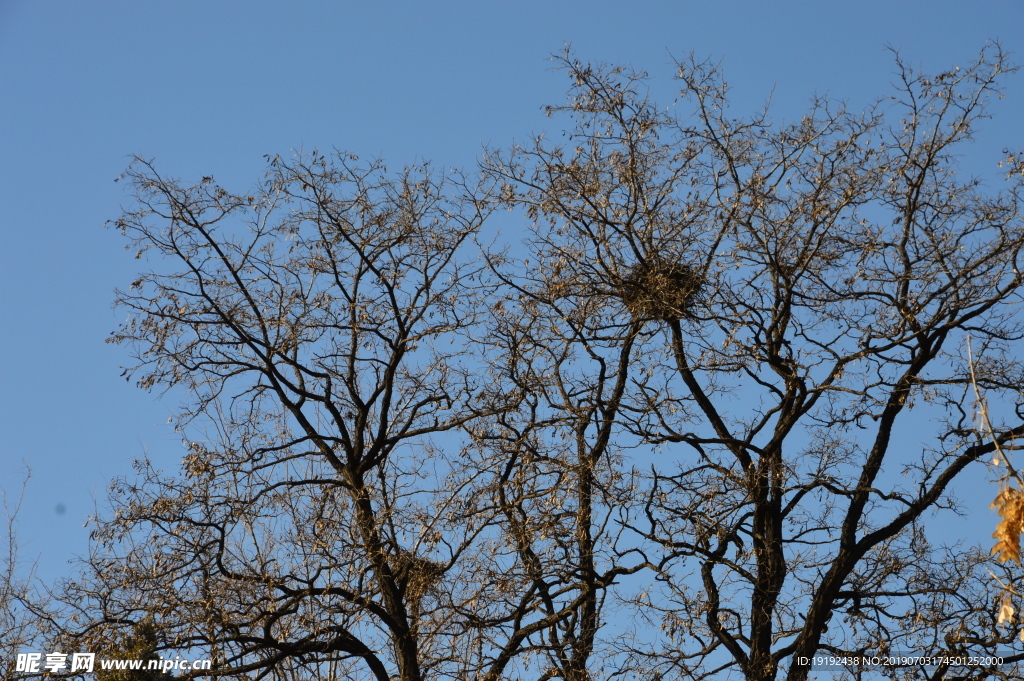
left=2, top=1, right=1023, bottom=583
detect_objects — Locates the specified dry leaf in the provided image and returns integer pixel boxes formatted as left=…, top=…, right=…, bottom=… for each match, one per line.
left=997, top=593, right=1015, bottom=625
left=991, top=487, right=1024, bottom=564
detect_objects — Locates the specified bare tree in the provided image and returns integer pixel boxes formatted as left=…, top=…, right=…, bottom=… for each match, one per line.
left=484, top=44, right=1024, bottom=680
left=1, top=476, right=50, bottom=681
left=59, top=153, right=527, bottom=681
left=58, top=43, right=1024, bottom=681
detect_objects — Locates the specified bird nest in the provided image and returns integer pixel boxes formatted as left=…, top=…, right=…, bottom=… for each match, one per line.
left=617, top=259, right=702, bottom=321
left=393, top=551, right=445, bottom=602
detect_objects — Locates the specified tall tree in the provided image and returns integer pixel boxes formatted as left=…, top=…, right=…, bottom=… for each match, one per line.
left=57, top=44, right=1024, bottom=681
left=64, top=154, right=517, bottom=681
left=483, top=45, right=1024, bottom=680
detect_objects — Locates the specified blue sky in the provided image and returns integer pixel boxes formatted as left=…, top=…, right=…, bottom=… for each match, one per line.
left=2, top=1, right=1023, bottom=582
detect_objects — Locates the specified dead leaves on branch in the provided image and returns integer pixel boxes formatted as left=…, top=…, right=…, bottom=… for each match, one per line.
left=992, top=486, right=1024, bottom=565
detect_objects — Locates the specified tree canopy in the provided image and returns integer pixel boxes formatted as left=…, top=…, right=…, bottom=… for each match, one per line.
left=29, top=44, right=1024, bottom=681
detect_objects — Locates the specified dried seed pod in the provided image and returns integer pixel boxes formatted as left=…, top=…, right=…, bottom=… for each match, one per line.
left=991, top=487, right=1024, bottom=565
